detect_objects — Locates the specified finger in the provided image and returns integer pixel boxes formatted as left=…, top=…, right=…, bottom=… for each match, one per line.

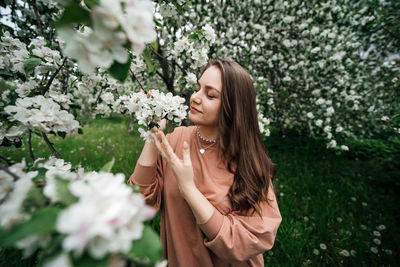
left=158, top=130, right=180, bottom=162
left=182, top=141, right=192, bottom=166
left=149, top=132, right=168, bottom=160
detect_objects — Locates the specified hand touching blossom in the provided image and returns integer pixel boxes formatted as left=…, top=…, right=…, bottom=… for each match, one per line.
left=150, top=130, right=194, bottom=192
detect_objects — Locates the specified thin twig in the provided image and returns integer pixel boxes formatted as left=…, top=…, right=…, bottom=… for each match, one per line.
left=0, top=163, right=20, bottom=181
left=32, top=0, right=45, bottom=37
left=40, top=57, right=67, bottom=95
left=41, top=132, right=62, bottom=159
left=130, top=70, right=144, bottom=89
left=28, top=129, right=36, bottom=161
left=0, top=155, right=13, bottom=166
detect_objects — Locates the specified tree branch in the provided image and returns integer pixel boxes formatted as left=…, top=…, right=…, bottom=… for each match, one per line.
left=41, top=132, right=62, bottom=159
left=32, top=0, right=45, bottom=37
left=130, top=70, right=144, bottom=89
left=0, top=155, right=13, bottom=166
left=0, top=162, right=20, bottom=181
left=28, top=130, right=36, bottom=161
left=40, top=57, right=67, bottom=95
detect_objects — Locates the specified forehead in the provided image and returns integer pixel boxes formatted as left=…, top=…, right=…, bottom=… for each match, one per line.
left=198, top=66, right=222, bottom=91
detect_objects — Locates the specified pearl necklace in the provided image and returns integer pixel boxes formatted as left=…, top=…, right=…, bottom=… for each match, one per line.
left=196, top=127, right=216, bottom=154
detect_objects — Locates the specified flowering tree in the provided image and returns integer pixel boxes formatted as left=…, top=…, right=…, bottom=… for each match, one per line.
left=0, top=0, right=399, bottom=265
left=175, top=0, right=399, bottom=150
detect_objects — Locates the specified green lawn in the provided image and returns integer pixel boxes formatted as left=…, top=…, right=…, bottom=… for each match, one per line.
left=1, top=115, right=399, bottom=266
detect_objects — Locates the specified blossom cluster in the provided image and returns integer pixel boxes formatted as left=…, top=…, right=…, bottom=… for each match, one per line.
left=115, top=90, right=188, bottom=140
left=4, top=95, right=80, bottom=137
left=0, top=160, right=37, bottom=229
left=0, top=32, right=62, bottom=77
left=56, top=171, right=154, bottom=258
left=58, top=0, right=157, bottom=73
left=0, top=157, right=156, bottom=262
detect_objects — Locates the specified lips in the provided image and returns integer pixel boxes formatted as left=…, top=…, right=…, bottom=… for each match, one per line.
left=190, top=106, right=202, bottom=113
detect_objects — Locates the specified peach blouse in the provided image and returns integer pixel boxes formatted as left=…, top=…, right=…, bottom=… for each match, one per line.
left=128, top=126, right=282, bottom=267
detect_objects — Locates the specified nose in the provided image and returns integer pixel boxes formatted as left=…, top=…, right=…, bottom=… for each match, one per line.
left=191, top=90, right=201, bottom=104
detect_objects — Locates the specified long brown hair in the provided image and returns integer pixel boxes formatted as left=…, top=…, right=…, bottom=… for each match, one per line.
left=202, top=59, right=276, bottom=216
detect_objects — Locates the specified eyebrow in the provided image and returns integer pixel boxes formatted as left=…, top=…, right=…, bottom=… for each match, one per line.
left=196, top=82, right=221, bottom=94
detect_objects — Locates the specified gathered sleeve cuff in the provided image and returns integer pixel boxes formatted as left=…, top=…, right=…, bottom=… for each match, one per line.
left=198, top=187, right=282, bottom=263
left=127, top=127, right=185, bottom=212
left=128, top=160, right=164, bottom=212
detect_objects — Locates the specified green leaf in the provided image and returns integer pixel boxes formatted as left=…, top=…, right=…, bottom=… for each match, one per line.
left=153, top=18, right=163, bottom=28
left=126, top=226, right=162, bottom=264
left=72, top=253, right=109, bottom=267
left=0, top=206, right=61, bottom=247
left=24, top=185, right=47, bottom=209
left=100, top=157, right=115, bottom=172
left=0, top=69, right=14, bottom=77
left=55, top=2, right=91, bottom=27
left=83, top=0, right=99, bottom=8
left=143, top=48, right=155, bottom=74
left=24, top=57, right=42, bottom=74
left=108, top=57, right=132, bottom=82
left=150, top=41, right=158, bottom=52
left=55, top=177, right=78, bottom=206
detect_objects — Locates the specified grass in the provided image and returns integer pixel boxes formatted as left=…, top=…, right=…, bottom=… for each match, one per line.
left=1, top=115, right=399, bottom=266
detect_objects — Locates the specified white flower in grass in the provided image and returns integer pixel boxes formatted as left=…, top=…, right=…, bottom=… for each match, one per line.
left=313, top=249, right=319, bottom=255
left=306, top=112, right=314, bottom=119
left=370, top=247, right=378, bottom=254
left=336, top=217, right=342, bottom=223
left=315, top=119, right=323, bottom=127
left=377, top=225, right=386, bottom=231
left=327, top=140, right=337, bottom=148
left=362, top=202, right=368, bottom=207
left=360, top=224, right=367, bottom=230
left=341, top=145, right=349, bottom=151
left=350, top=250, right=356, bottom=256
left=381, top=116, right=390, bottom=121
left=339, top=249, right=350, bottom=257
left=373, top=230, right=381, bottom=237
left=320, top=243, right=327, bottom=250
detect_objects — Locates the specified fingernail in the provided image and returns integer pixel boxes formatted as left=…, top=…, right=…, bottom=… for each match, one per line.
left=183, top=141, right=188, bottom=149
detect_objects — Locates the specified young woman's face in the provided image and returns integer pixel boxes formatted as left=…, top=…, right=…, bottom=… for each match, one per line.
left=189, top=66, right=222, bottom=127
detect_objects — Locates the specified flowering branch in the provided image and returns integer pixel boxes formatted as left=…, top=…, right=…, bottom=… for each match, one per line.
left=32, top=0, right=45, bottom=37
left=0, top=155, right=13, bottom=166
left=0, top=162, right=20, bottom=181
left=130, top=70, right=144, bottom=90
left=40, top=57, right=68, bottom=95
left=41, top=132, right=62, bottom=159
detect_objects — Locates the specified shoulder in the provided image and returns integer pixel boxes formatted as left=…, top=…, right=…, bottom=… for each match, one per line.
left=166, top=126, right=196, bottom=148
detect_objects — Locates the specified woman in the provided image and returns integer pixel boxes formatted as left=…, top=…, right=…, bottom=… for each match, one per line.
left=128, top=59, right=282, bottom=266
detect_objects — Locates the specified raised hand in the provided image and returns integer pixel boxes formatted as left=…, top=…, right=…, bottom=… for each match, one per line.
left=149, top=130, right=195, bottom=191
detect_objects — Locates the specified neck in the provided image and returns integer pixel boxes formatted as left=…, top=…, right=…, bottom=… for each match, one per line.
left=198, top=125, right=218, bottom=141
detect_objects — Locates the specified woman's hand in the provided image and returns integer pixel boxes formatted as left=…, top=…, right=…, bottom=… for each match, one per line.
left=149, top=130, right=195, bottom=192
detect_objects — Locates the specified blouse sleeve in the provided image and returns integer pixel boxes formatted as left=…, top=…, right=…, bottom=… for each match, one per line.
left=197, top=186, right=282, bottom=263
left=127, top=127, right=184, bottom=212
